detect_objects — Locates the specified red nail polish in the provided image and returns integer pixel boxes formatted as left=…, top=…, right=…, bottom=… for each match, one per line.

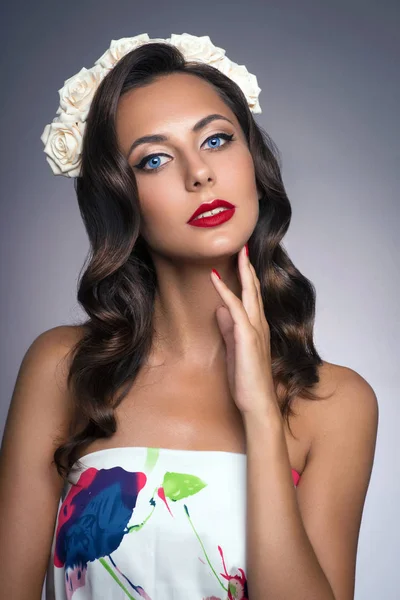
left=212, top=268, right=221, bottom=280
left=245, top=243, right=249, bottom=256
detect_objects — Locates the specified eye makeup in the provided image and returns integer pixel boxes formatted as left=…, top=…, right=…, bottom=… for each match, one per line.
left=133, top=132, right=235, bottom=174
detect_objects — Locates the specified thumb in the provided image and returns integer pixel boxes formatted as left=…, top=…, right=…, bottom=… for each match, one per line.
left=215, top=305, right=234, bottom=344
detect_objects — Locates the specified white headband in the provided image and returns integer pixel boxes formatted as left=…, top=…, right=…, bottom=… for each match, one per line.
left=40, top=32, right=262, bottom=178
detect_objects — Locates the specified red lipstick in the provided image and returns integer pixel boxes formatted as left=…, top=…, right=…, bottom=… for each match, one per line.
left=187, top=199, right=236, bottom=228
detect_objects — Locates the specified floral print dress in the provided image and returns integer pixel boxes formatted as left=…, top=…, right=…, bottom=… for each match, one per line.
left=45, top=446, right=301, bottom=600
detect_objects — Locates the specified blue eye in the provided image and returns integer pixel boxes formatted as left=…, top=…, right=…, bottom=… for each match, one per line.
left=134, top=132, right=235, bottom=173
left=142, top=155, right=165, bottom=171
left=205, top=135, right=224, bottom=149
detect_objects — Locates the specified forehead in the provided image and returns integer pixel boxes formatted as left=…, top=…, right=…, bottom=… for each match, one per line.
left=115, top=72, right=238, bottom=147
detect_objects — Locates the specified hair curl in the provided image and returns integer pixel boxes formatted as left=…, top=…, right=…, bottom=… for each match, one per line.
left=53, top=42, right=329, bottom=483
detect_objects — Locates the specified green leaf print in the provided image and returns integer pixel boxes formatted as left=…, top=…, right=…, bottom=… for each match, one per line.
left=144, top=447, right=159, bottom=474
left=162, top=471, right=207, bottom=501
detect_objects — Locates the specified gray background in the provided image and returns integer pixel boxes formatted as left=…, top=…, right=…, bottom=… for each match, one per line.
left=1, top=1, right=399, bottom=598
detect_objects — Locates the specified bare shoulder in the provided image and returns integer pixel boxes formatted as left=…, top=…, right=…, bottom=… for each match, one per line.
left=0, top=323, right=88, bottom=597
left=22, top=325, right=85, bottom=396
left=309, top=359, right=379, bottom=448
left=317, top=359, right=378, bottom=409
left=1, top=323, right=87, bottom=462
left=18, top=323, right=86, bottom=361
left=293, top=361, right=379, bottom=600
left=38, top=323, right=86, bottom=356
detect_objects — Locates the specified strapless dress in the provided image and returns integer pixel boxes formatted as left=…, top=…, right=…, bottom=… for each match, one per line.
left=45, top=446, right=301, bottom=600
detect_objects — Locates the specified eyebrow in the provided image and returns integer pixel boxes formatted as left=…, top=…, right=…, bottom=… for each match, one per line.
left=127, top=113, right=234, bottom=158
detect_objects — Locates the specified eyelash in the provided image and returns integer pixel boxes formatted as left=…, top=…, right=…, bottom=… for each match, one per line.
left=134, top=132, right=235, bottom=173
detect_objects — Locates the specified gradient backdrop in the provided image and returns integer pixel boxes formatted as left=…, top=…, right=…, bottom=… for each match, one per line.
left=1, top=1, right=399, bottom=598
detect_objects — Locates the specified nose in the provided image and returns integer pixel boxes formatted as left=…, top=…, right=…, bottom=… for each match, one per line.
left=184, top=153, right=215, bottom=190
left=193, top=175, right=212, bottom=188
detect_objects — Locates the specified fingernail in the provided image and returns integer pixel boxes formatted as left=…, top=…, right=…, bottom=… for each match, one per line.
left=245, top=243, right=249, bottom=257
left=212, top=268, right=221, bottom=280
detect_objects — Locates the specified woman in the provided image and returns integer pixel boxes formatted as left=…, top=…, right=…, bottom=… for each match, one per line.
left=0, top=34, right=378, bottom=600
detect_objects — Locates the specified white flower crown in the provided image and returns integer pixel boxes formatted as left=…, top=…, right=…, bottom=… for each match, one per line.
left=40, top=32, right=262, bottom=178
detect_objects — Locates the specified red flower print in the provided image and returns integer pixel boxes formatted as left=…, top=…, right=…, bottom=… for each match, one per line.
left=55, top=466, right=147, bottom=598
left=218, top=546, right=248, bottom=600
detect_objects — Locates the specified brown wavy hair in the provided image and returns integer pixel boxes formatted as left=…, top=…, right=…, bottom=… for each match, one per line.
left=53, top=41, right=329, bottom=483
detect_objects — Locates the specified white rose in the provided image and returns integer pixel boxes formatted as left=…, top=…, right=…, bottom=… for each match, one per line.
left=40, top=114, right=85, bottom=177
left=147, top=37, right=171, bottom=44
left=56, top=64, right=106, bottom=121
left=94, top=33, right=151, bottom=70
left=214, top=56, right=262, bottom=113
left=169, top=33, right=226, bottom=64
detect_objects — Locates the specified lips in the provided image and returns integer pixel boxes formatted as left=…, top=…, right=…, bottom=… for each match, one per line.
left=187, top=199, right=235, bottom=223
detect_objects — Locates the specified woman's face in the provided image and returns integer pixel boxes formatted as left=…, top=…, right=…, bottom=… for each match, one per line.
left=116, top=72, right=260, bottom=263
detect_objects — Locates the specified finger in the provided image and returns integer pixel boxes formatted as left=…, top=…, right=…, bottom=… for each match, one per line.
left=248, top=260, right=270, bottom=339
left=215, top=305, right=235, bottom=359
left=248, top=260, right=264, bottom=319
left=210, top=262, right=255, bottom=338
left=239, top=244, right=262, bottom=331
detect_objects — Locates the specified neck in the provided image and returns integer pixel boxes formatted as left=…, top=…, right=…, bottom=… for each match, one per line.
left=149, top=253, right=241, bottom=368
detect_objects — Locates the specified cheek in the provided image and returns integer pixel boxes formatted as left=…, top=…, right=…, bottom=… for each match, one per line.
left=226, top=145, right=257, bottom=187
left=136, top=176, right=184, bottom=237
left=137, top=177, right=166, bottom=217
left=239, top=147, right=257, bottom=181
left=228, top=157, right=259, bottom=216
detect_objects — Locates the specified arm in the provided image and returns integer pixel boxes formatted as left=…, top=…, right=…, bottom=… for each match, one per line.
left=0, top=326, right=83, bottom=600
left=244, top=366, right=379, bottom=600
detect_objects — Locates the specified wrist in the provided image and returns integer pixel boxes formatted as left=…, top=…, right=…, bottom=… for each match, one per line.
left=242, top=402, right=284, bottom=436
